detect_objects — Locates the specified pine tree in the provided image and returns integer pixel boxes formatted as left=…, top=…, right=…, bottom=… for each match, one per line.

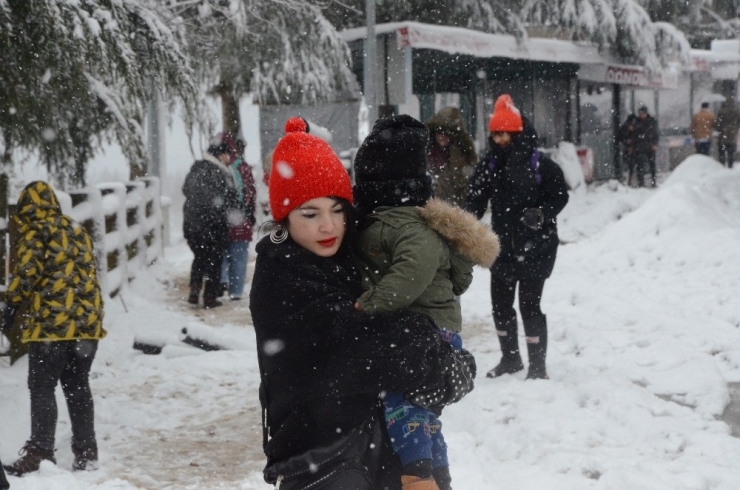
left=169, top=0, right=356, bottom=138
left=0, top=0, right=197, bottom=186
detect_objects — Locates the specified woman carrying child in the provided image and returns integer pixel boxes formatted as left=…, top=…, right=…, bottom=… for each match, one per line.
left=249, top=118, right=476, bottom=490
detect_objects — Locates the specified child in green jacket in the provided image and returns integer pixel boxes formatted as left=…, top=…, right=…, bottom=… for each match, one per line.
left=353, top=115, right=499, bottom=490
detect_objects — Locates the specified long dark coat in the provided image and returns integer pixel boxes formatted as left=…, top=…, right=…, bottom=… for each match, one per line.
left=249, top=236, right=449, bottom=488
left=466, top=119, right=569, bottom=283
left=182, top=154, right=239, bottom=247
left=633, top=114, right=659, bottom=155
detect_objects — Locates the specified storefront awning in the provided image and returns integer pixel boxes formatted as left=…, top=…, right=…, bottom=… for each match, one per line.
left=340, top=21, right=604, bottom=65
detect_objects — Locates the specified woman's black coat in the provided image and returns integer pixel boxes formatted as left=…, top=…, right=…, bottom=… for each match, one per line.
left=249, top=236, right=449, bottom=487
left=182, top=156, right=239, bottom=246
left=465, top=119, right=569, bottom=283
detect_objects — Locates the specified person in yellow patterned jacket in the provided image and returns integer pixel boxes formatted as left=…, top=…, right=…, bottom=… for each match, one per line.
left=2, top=181, right=105, bottom=477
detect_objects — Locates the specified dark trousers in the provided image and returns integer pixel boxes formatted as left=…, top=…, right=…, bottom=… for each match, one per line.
left=719, top=143, right=736, bottom=168
left=0, top=458, right=9, bottom=489
left=634, top=152, right=656, bottom=187
left=695, top=141, right=711, bottom=156
left=187, top=239, right=227, bottom=301
left=490, top=273, right=546, bottom=323
left=29, top=340, right=98, bottom=451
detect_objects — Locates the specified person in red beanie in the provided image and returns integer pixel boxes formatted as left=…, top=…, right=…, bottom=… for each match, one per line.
left=249, top=118, right=475, bottom=490
left=466, top=95, right=569, bottom=380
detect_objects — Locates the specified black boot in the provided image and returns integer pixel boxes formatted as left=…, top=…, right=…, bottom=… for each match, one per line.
left=72, top=442, right=98, bottom=471
left=202, top=278, right=222, bottom=309
left=187, top=285, right=199, bottom=305
left=487, top=316, right=524, bottom=378
left=523, top=314, right=548, bottom=380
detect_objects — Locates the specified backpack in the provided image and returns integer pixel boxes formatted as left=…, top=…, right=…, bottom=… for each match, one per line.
left=488, top=148, right=542, bottom=185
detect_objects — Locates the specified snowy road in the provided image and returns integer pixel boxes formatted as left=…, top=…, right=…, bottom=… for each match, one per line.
left=2, top=157, right=740, bottom=489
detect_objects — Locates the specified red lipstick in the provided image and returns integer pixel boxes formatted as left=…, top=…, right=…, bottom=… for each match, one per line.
left=317, top=237, right=337, bottom=248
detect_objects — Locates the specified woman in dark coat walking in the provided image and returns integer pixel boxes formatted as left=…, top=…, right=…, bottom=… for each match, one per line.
left=466, top=95, right=569, bottom=380
left=250, top=118, right=475, bottom=490
left=183, top=133, right=240, bottom=308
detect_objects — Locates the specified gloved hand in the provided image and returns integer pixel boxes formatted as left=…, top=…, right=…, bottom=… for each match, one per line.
left=406, top=347, right=477, bottom=408
left=521, top=208, right=544, bottom=230
left=1, top=304, right=18, bottom=335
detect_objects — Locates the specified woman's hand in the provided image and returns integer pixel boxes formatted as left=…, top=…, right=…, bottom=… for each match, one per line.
left=405, top=346, right=477, bottom=408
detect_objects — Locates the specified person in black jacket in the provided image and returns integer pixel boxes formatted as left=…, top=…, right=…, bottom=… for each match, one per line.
left=633, top=106, right=659, bottom=187
left=183, top=133, right=240, bottom=308
left=466, top=95, right=569, bottom=380
left=250, top=118, right=475, bottom=490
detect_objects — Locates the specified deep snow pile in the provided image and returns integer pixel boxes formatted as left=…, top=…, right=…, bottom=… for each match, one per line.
left=1, top=157, right=740, bottom=489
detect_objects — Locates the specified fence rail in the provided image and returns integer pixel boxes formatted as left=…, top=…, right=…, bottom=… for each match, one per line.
left=2, top=177, right=166, bottom=298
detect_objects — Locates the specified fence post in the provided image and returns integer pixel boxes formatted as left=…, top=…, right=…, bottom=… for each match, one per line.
left=94, top=183, right=127, bottom=298
left=125, top=181, right=147, bottom=283
left=68, top=188, right=107, bottom=297
left=138, top=177, right=164, bottom=263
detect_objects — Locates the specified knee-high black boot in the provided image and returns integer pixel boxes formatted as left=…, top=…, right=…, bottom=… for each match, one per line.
left=487, top=316, right=524, bottom=378
left=523, top=314, right=548, bottom=380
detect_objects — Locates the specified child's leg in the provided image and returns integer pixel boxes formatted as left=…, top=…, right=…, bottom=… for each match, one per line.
left=429, top=412, right=451, bottom=490
left=383, top=393, right=434, bottom=477
left=438, top=329, right=462, bottom=352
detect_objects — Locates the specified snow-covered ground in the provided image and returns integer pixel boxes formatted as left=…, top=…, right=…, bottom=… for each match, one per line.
left=2, top=156, right=740, bottom=489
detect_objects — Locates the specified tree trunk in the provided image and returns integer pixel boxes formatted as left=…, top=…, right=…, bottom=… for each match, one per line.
left=216, top=79, right=241, bottom=137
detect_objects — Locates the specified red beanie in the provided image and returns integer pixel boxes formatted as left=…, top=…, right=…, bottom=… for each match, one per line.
left=269, top=117, right=353, bottom=222
left=488, top=94, right=523, bottom=133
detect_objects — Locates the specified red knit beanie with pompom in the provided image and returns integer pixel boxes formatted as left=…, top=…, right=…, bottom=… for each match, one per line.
left=269, top=117, right=353, bottom=222
left=488, top=94, right=523, bottom=133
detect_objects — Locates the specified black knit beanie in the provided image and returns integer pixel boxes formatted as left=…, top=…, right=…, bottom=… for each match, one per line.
left=353, top=114, right=433, bottom=213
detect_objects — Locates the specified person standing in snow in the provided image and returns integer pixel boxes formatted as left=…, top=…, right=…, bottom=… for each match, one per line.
left=183, top=133, right=240, bottom=308
left=249, top=117, right=476, bottom=490
left=690, top=102, right=715, bottom=156
left=424, top=107, right=478, bottom=207
left=633, top=106, right=659, bottom=187
left=353, top=115, right=495, bottom=490
left=218, top=135, right=257, bottom=301
left=618, top=114, right=638, bottom=186
left=715, top=98, right=740, bottom=168
left=466, top=95, right=569, bottom=380
left=2, top=181, right=105, bottom=476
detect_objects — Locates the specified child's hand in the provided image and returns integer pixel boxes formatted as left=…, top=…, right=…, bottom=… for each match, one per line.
left=354, top=302, right=362, bottom=311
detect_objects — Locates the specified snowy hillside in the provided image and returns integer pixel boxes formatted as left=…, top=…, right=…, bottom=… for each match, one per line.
left=2, top=157, right=740, bottom=489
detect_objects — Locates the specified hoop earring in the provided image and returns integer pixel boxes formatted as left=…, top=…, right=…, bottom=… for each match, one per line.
left=270, top=225, right=288, bottom=244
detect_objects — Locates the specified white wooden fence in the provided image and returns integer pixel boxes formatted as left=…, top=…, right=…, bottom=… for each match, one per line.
left=3, top=177, right=167, bottom=298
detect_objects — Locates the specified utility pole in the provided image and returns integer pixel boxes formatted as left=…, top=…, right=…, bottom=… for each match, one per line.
left=364, top=0, right=377, bottom=126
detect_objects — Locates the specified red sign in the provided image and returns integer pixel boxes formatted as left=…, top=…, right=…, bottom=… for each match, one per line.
left=605, top=66, right=646, bottom=86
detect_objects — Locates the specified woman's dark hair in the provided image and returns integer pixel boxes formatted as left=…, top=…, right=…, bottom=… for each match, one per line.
left=261, top=197, right=358, bottom=256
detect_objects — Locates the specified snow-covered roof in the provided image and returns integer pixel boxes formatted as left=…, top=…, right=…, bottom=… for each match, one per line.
left=340, top=21, right=605, bottom=65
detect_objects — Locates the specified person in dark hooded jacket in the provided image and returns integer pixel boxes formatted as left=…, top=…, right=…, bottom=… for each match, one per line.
left=250, top=118, right=476, bottom=490
left=2, top=181, right=105, bottom=476
left=466, top=95, right=569, bottom=380
left=183, top=133, right=241, bottom=308
left=424, top=107, right=478, bottom=207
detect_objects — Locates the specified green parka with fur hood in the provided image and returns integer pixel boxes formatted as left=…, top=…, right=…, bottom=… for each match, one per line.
left=425, top=107, right=478, bottom=207
left=356, top=198, right=499, bottom=332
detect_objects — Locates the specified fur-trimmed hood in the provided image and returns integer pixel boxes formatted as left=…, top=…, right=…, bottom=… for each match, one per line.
left=418, top=198, right=500, bottom=268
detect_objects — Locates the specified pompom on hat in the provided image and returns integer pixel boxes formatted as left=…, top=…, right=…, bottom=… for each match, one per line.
left=488, top=94, right=523, bottom=133
left=269, top=117, right=352, bottom=222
